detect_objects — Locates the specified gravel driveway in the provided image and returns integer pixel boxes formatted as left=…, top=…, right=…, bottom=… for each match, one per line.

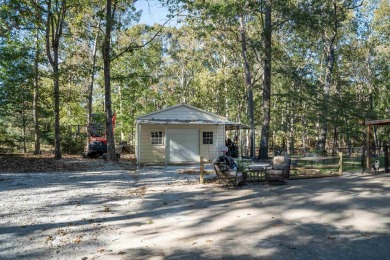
left=1, top=163, right=389, bottom=259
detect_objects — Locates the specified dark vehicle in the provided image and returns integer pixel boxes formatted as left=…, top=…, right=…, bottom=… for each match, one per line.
left=87, top=141, right=107, bottom=158
left=86, top=113, right=118, bottom=158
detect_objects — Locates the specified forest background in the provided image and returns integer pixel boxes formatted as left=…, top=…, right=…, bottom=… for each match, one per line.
left=0, top=0, right=389, bottom=160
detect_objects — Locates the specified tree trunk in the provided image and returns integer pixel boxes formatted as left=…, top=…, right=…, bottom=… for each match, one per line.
left=369, top=93, right=379, bottom=148
left=346, top=120, right=352, bottom=157
left=239, top=16, right=255, bottom=158
left=332, top=125, right=338, bottom=156
left=223, top=54, right=229, bottom=118
left=288, top=114, right=294, bottom=156
left=33, top=28, right=41, bottom=154
left=317, top=42, right=333, bottom=153
left=45, top=0, right=66, bottom=159
left=259, top=0, right=272, bottom=159
left=119, top=84, right=124, bottom=142
left=53, top=46, right=61, bottom=159
left=22, top=88, right=26, bottom=153
left=317, top=1, right=338, bottom=155
left=103, top=0, right=117, bottom=161
left=86, top=20, right=101, bottom=152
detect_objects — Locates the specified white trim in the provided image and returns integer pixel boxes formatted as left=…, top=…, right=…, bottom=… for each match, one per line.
left=137, top=123, right=141, bottom=169
left=150, top=130, right=164, bottom=145
left=223, top=124, right=226, bottom=155
left=199, top=129, right=201, bottom=160
left=164, top=125, right=168, bottom=166
left=216, top=125, right=219, bottom=157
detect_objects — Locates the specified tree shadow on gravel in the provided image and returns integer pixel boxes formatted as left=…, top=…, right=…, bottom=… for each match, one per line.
left=97, top=172, right=390, bottom=259
left=1, top=164, right=389, bottom=259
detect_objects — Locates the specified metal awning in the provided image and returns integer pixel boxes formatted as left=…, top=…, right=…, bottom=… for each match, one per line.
left=137, top=119, right=250, bottom=129
left=225, top=123, right=251, bottom=130
left=365, top=119, right=390, bottom=126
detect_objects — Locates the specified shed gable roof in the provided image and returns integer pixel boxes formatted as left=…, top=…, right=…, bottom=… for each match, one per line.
left=137, top=104, right=232, bottom=124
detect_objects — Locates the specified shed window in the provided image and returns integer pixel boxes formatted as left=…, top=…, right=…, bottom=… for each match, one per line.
left=202, top=131, right=213, bottom=144
left=151, top=131, right=163, bottom=145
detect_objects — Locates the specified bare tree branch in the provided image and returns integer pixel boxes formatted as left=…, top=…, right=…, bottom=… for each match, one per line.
left=111, top=16, right=173, bottom=61
left=347, top=0, right=364, bottom=9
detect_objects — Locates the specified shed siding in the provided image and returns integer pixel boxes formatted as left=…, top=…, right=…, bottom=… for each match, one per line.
left=138, top=124, right=165, bottom=163
left=199, top=125, right=225, bottom=162
left=138, top=124, right=225, bottom=163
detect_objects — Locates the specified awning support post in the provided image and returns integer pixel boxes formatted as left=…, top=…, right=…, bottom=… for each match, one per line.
left=239, top=125, right=242, bottom=160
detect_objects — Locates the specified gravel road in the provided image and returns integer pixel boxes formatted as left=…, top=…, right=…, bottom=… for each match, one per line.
left=1, top=163, right=389, bottom=260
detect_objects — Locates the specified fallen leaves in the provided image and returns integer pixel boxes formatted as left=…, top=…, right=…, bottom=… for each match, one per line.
left=0, top=153, right=136, bottom=173
left=57, top=228, right=67, bottom=236
left=177, top=169, right=199, bottom=175
left=128, top=186, right=147, bottom=197
left=73, top=235, right=82, bottom=244
left=0, top=154, right=92, bottom=173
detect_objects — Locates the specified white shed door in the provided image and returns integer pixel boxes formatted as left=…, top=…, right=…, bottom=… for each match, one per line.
left=167, top=129, right=199, bottom=163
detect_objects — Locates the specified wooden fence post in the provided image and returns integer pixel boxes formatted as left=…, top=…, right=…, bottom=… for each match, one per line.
left=366, top=124, right=371, bottom=171
left=384, top=144, right=389, bottom=173
left=339, top=152, right=343, bottom=176
left=200, top=156, right=204, bottom=184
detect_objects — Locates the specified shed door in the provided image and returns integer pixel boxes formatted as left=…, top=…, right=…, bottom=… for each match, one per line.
left=167, top=129, right=199, bottom=163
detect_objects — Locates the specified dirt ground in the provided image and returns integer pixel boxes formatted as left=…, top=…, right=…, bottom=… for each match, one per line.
left=0, top=153, right=137, bottom=173
left=1, top=154, right=390, bottom=259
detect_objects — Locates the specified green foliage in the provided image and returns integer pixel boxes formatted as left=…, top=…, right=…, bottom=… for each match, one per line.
left=236, top=159, right=251, bottom=172
left=0, top=0, right=388, bottom=155
left=61, top=134, right=85, bottom=154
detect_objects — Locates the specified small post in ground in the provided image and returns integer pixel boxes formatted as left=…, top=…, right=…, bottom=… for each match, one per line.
left=339, top=152, right=343, bottom=176
left=200, top=156, right=204, bottom=184
left=384, top=144, right=389, bottom=173
left=366, top=124, right=371, bottom=171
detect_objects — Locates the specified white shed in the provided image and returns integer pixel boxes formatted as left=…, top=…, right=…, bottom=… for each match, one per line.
left=136, top=104, right=243, bottom=164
